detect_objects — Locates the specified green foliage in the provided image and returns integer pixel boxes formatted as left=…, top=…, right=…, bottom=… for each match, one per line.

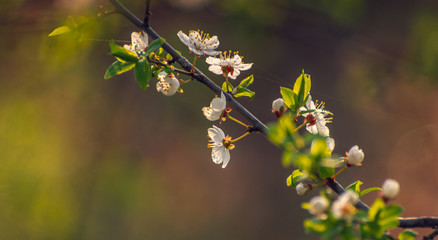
left=286, top=169, right=305, bottom=187
left=145, top=38, right=165, bottom=56
left=48, top=16, right=90, bottom=41
left=398, top=230, right=418, bottom=240
left=221, top=75, right=255, bottom=99
left=361, top=198, right=403, bottom=239
left=346, top=180, right=382, bottom=197
left=134, top=59, right=152, bottom=90
left=280, top=87, right=296, bottom=109
left=293, top=70, right=311, bottom=108
left=104, top=61, right=136, bottom=79
left=109, top=40, right=139, bottom=63
left=304, top=216, right=357, bottom=240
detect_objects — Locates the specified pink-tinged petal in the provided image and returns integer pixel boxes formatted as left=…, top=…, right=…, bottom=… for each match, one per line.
left=177, top=31, right=191, bottom=46
left=208, top=125, right=225, bottom=142
left=208, top=65, right=223, bottom=75
left=228, top=69, right=240, bottom=79
left=221, top=149, right=231, bottom=168
left=236, top=62, right=253, bottom=71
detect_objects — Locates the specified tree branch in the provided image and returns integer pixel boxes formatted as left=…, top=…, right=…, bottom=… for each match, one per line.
left=107, top=0, right=438, bottom=230
left=423, top=228, right=438, bottom=240
left=108, top=0, right=268, bottom=134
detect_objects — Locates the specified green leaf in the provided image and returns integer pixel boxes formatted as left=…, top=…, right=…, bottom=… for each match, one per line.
left=238, top=75, right=254, bottom=88
left=368, top=198, right=385, bottom=221
left=145, top=38, right=165, bottom=56
left=346, top=181, right=363, bottom=195
left=292, top=70, right=311, bottom=107
left=48, top=26, right=71, bottom=37
left=341, top=226, right=358, bottom=240
left=104, top=60, right=136, bottom=79
left=304, top=219, right=327, bottom=233
left=398, top=230, right=418, bottom=240
left=233, top=87, right=255, bottom=100
left=109, top=40, right=139, bottom=63
left=280, top=87, right=297, bottom=109
left=318, top=166, right=334, bottom=179
left=360, top=187, right=382, bottom=197
left=222, top=82, right=234, bottom=92
left=290, top=169, right=305, bottom=187
left=134, top=59, right=152, bottom=90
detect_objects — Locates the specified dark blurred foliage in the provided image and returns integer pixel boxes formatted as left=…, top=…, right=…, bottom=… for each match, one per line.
left=0, top=0, right=437, bottom=239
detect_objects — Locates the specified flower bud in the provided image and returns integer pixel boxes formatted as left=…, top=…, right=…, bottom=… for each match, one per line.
left=296, top=182, right=311, bottom=196
left=345, top=145, right=364, bottom=166
left=308, top=196, right=329, bottom=215
left=382, top=179, right=400, bottom=200
left=272, top=98, right=287, bottom=118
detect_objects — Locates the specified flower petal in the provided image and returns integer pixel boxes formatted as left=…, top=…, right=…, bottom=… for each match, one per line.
left=228, top=69, right=240, bottom=79
left=177, top=31, right=190, bottom=46
left=208, top=65, right=223, bottom=75
left=206, top=56, right=222, bottom=65
left=221, top=149, right=231, bottom=168
left=208, top=125, right=225, bottom=143
left=212, top=146, right=226, bottom=165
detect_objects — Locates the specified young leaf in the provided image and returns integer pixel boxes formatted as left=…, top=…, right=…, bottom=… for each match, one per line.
left=104, top=60, right=136, bottom=79
left=289, top=169, right=305, bottom=187
left=134, top=59, right=152, bottom=90
left=233, top=87, right=255, bottom=100
left=292, top=71, right=311, bottom=107
left=48, top=26, right=71, bottom=37
left=398, top=230, right=417, bottom=240
left=222, top=82, right=234, bottom=92
left=109, top=40, right=139, bottom=63
left=145, top=38, right=165, bottom=56
left=238, top=75, right=254, bottom=88
left=346, top=181, right=363, bottom=195
left=360, top=187, right=382, bottom=197
left=280, top=87, right=296, bottom=108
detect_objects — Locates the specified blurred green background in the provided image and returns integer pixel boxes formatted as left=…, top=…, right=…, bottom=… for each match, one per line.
left=1, top=0, right=438, bottom=239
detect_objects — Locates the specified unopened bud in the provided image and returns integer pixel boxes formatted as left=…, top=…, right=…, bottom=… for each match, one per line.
left=272, top=98, right=287, bottom=118
left=296, top=182, right=311, bottom=196
left=382, top=179, right=400, bottom=200
left=345, top=145, right=364, bottom=166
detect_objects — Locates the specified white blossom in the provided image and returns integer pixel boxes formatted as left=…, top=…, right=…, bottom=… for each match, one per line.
left=202, top=92, right=227, bottom=121
left=207, top=125, right=234, bottom=168
left=296, top=182, right=310, bottom=196
left=326, top=137, right=335, bottom=153
left=124, top=31, right=148, bottom=55
left=156, top=72, right=180, bottom=96
left=309, top=196, right=330, bottom=215
left=272, top=98, right=287, bottom=118
left=299, top=95, right=332, bottom=137
left=382, top=179, right=400, bottom=200
left=177, top=30, right=220, bottom=56
left=206, top=51, right=253, bottom=79
left=345, top=145, right=364, bottom=166
left=331, top=190, right=358, bottom=221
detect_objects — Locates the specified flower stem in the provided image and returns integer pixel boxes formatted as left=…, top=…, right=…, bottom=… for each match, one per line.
left=230, top=131, right=251, bottom=143
left=293, top=121, right=307, bottom=133
left=332, top=165, right=347, bottom=179
left=225, top=75, right=230, bottom=93
left=191, top=55, right=197, bottom=73
left=228, top=115, right=248, bottom=128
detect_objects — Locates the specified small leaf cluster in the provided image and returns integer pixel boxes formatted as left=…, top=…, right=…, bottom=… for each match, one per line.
left=104, top=38, right=165, bottom=90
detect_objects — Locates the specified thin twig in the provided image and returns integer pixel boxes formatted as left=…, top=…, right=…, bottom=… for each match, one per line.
left=148, top=58, right=196, bottom=77
left=423, top=228, right=438, bottom=240
left=143, top=0, right=151, bottom=26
